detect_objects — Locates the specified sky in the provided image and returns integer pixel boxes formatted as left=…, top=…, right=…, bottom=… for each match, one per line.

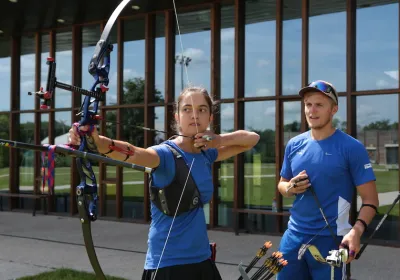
left=0, top=1, right=399, bottom=135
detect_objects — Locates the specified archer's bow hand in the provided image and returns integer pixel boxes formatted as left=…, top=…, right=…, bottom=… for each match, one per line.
left=340, top=228, right=361, bottom=263
left=68, top=124, right=100, bottom=147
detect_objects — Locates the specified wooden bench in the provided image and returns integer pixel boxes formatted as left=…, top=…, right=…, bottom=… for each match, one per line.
left=0, top=192, right=49, bottom=216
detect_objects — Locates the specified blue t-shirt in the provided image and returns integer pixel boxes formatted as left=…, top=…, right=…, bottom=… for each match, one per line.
left=280, top=129, right=375, bottom=236
left=145, top=140, right=218, bottom=270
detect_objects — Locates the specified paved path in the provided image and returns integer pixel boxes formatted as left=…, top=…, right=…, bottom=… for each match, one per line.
left=0, top=212, right=399, bottom=280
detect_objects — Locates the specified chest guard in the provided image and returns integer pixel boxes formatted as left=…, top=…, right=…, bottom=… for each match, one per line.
left=149, top=144, right=202, bottom=216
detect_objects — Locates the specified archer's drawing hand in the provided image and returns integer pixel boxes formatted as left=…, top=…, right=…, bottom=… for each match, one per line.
left=193, top=132, right=221, bottom=150
left=287, top=170, right=311, bottom=195
left=68, top=124, right=99, bottom=146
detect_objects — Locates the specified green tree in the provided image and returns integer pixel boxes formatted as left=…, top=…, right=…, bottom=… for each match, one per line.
left=106, top=77, right=164, bottom=145
left=363, top=119, right=394, bottom=131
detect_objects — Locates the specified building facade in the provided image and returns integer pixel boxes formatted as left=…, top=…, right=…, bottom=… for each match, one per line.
left=0, top=0, right=399, bottom=246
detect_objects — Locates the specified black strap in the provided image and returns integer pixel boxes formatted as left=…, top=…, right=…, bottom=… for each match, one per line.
left=355, top=218, right=368, bottom=233
left=360, top=203, right=378, bottom=214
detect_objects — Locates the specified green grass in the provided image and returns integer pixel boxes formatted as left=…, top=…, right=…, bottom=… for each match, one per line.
left=17, top=268, right=128, bottom=280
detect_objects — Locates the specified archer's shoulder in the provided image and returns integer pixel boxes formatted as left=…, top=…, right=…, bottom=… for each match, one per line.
left=148, top=141, right=174, bottom=155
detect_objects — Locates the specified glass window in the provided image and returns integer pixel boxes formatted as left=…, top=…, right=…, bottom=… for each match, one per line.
left=282, top=101, right=301, bottom=208
left=82, top=25, right=101, bottom=101
left=0, top=37, right=11, bottom=112
left=103, top=110, right=117, bottom=217
left=218, top=103, right=234, bottom=227
left=53, top=111, right=72, bottom=213
left=20, top=35, right=36, bottom=111
left=108, top=27, right=118, bottom=106
left=174, top=9, right=211, bottom=97
left=282, top=0, right=301, bottom=95
left=244, top=101, right=276, bottom=209
left=356, top=94, right=399, bottom=242
left=123, top=18, right=146, bottom=104
left=309, top=0, right=346, bottom=92
left=245, top=0, right=276, bottom=97
left=154, top=106, right=165, bottom=144
left=18, top=113, right=35, bottom=211
left=121, top=108, right=145, bottom=219
left=40, top=33, right=50, bottom=101
left=155, top=14, right=165, bottom=102
left=19, top=113, right=35, bottom=192
left=334, top=96, right=347, bottom=131
left=0, top=114, right=10, bottom=194
left=221, top=4, right=235, bottom=99
left=55, top=31, right=72, bottom=108
left=356, top=2, right=399, bottom=91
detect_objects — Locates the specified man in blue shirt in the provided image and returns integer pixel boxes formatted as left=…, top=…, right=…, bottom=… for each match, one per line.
left=277, top=80, right=379, bottom=279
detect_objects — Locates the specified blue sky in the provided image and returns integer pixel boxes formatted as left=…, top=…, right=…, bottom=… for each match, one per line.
left=1, top=2, right=399, bottom=134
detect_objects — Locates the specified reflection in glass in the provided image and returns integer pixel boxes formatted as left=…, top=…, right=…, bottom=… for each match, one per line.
left=55, top=31, right=72, bottom=109
left=53, top=111, right=72, bottom=213
left=218, top=103, right=234, bottom=227
left=309, top=0, right=346, bottom=92
left=333, top=97, right=347, bottom=131
left=174, top=9, right=210, bottom=97
left=0, top=37, right=11, bottom=112
left=243, top=101, right=275, bottom=206
left=356, top=3, right=399, bottom=90
left=124, top=18, right=145, bottom=104
left=155, top=14, right=165, bottom=101
left=40, top=34, right=50, bottom=98
left=19, top=114, right=35, bottom=194
left=20, top=36, right=36, bottom=110
left=242, top=101, right=276, bottom=232
left=356, top=95, right=399, bottom=242
left=282, top=101, right=301, bottom=208
left=154, top=107, right=165, bottom=145
left=282, top=0, right=301, bottom=95
left=107, top=27, right=118, bottom=105
left=102, top=110, right=117, bottom=217
left=121, top=108, right=145, bottom=219
left=0, top=114, right=10, bottom=196
left=221, top=4, right=235, bottom=99
left=245, top=0, right=276, bottom=97
left=82, top=25, right=101, bottom=99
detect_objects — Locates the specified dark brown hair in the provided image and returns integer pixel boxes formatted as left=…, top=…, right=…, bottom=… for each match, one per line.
left=171, top=86, right=217, bottom=133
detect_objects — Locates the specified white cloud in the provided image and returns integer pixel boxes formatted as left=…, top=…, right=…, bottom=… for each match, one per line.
left=221, top=54, right=233, bottom=65
left=221, top=28, right=235, bottom=43
left=176, top=48, right=208, bottom=65
left=255, top=88, right=272, bottom=96
left=123, top=68, right=142, bottom=80
left=375, top=79, right=390, bottom=89
left=356, top=103, right=381, bottom=126
left=257, top=59, right=270, bottom=68
left=221, top=105, right=234, bottom=120
left=264, top=106, right=275, bottom=117
left=384, top=70, right=398, bottom=81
